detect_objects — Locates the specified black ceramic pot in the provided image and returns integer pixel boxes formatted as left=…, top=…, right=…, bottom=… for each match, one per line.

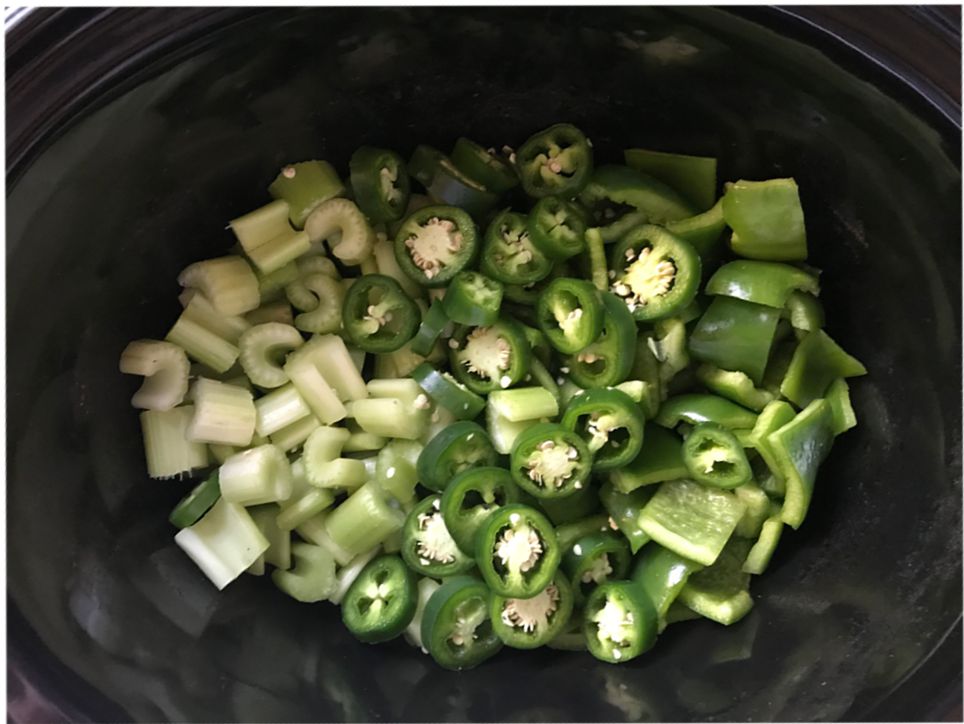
left=7, top=7, right=961, bottom=722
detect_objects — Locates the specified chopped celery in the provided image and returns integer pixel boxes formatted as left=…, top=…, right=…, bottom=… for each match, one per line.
left=283, top=358, right=347, bottom=425
left=325, top=483, right=405, bottom=559
left=268, top=412, right=321, bottom=452
left=349, top=398, right=427, bottom=440
left=254, top=383, right=312, bottom=437
left=374, top=235, right=424, bottom=300
left=295, top=512, right=355, bottom=566
left=230, top=199, right=291, bottom=249
left=277, top=489, right=336, bottom=531
left=179, top=290, right=252, bottom=344
left=245, top=301, right=294, bottom=326
left=488, top=386, right=559, bottom=422
left=238, top=323, right=304, bottom=389
left=166, top=314, right=239, bottom=374
left=219, top=444, right=292, bottom=506
left=304, top=197, right=375, bottom=265
left=343, top=427, right=388, bottom=453
left=268, top=160, right=346, bottom=228
left=287, top=272, right=346, bottom=334
left=177, top=255, right=260, bottom=317
left=139, top=406, right=209, bottom=479
left=375, top=439, right=423, bottom=504
left=404, top=578, right=442, bottom=651
left=209, top=443, right=237, bottom=465
left=678, top=538, right=754, bottom=625
left=487, top=403, right=538, bottom=455
left=367, top=377, right=424, bottom=406
left=255, top=261, right=301, bottom=304
left=119, top=339, right=190, bottom=411
left=330, top=547, right=380, bottom=605
left=249, top=504, right=292, bottom=571
left=246, top=228, right=311, bottom=276
left=286, top=334, right=367, bottom=408
left=272, top=542, right=338, bottom=602
left=186, top=378, right=256, bottom=447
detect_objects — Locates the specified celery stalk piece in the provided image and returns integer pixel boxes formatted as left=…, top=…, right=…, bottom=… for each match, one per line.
left=185, top=378, right=256, bottom=447
left=271, top=542, right=338, bottom=602
left=219, top=444, right=292, bottom=506
left=404, top=578, right=442, bottom=651
left=119, top=339, right=190, bottom=411
left=359, top=256, right=379, bottom=275
left=366, top=378, right=424, bottom=406
left=486, top=404, right=538, bottom=455
left=286, top=272, right=345, bottom=334
left=303, top=198, right=374, bottom=265
left=302, top=426, right=367, bottom=489
left=283, top=360, right=346, bottom=425
left=268, top=160, right=346, bottom=229
left=373, top=235, right=424, bottom=300
left=238, top=322, right=304, bottom=389
left=249, top=504, right=292, bottom=570
left=375, top=439, right=423, bottom=504
left=276, top=489, right=336, bottom=531
left=246, top=229, right=312, bottom=276
left=209, top=444, right=237, bottom=465
left=269, top=413, right=321, bottom=452
left=166, top=315, right=239, bottom=374
left=288, top=457, right=313, bottom=501
left=420, top=402, right=456, bottom=446
left=303, top=426, right=352, bottom=466
left=289, top=335, right=368, bottom=402
left=230, top=199, right=292, bottom=250
left=140, top=406, right=209, bottom=479
left=325, top=482, right=405, bottom=559
left=246, top=556, right=266, bottom=576
left=295, top=512, right=355, bottom=566
left=349, top=398, right=425, bottom=440
left=178, top=255, right=260, bottom=317
left=330, top=547, right=381, bottom=605
left=255, top=261, right=301, bottom=304
left=586, top=227, right=609, bottom=292
left=347, top=347, right=366, bottom=374
left=246, top=301, right=295, bottom=327
left=179, top=290, right=251, bottom=343
left=174, top=499, right=269, bottom=590
left=254, top=383, right=312, bottom=438
left=297, top=253, right=341, bottom=279
left=343, top=429, right=388, bottom=453
left=488, top=386, right=559, bottom=422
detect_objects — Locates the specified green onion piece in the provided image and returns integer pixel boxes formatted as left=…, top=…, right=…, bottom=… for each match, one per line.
left=177, top=255, right=260, bottom=317
left=276, top=489, right=336, bottom=531
left=329, top=547, right=381, bottom=605
left=119, top=339, right=190, bottom=411
left=268, top=160, right=346, bottom=228
left=488, top=386, right=559, bottom=422
left=238, top=322, right=304, bottom=389
left=304, top=198, right=375, bottom=265
left=325, top=482, right=405, bottom=560
left=174, top=498, right=269, bottom=590
left=249, top=504, right=292, bottom=570
left=254, top=383, right=312, bottom=437
left=185, top=378, right=256, bottom=447
left=166, top=314, right=239, bottom=374
left=586, top=228, right=609, bottom=292
left=349, top=398, right=427, bottom=440
left=271, top=541, right=338, bottom=601
left=245, top=301, right=294, bottom=326
left=139, top=406, right=209, bottom=479
left=404, top=577, right=442, bottom=651
left=269, top=414, right=321, bottom=452
left=295, top=511, right=355, bottom=566
left=218, top=444, right=292, bottom=506
left=179, top=290, right=251, bottom=343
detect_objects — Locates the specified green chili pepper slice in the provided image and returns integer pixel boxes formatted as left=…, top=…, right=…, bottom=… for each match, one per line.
left=556, top=514, right=612, bottom=552
left=780, top=329, right=867, bottom=408
left=655, top=393, right=758, bottom=431
left=451, top=137, right=519, bottom=193
left=411, top=362, right=486, bottom=420
left=401, top=495, right=475, bottom=578
left=394, top=204, right=479, bottom=288
left=417, top=421, right=498, bottom=493
left=608, top=225, right=701, bottom=322
left=623, top=148, right=717, bottom=213
left=694, top=363, right=775, bottom=412
left=540, top=484, right=602, bottom=527
left=480, top=209, right=553, bottom=285
left=509, top=422, right=593, bottom=500
left=441, top=271, right=504, bottom=326
left=705, top=260, right=819, bottom=309
left=428, top=158, right=500, bottom=220
left=682, top=422, right=752, bottom=489
left=536, top=277, right=603, bottom=355
left=564, top=292, right=636, bottom=389
left=517, top=123, right=593, bottom=198
left=349, top=146, right=411, bottom=223
left=689, top=296, right=782, bottom=385
left=440, top=466, right=521, bottom=554
left=561, top=387, right=646, bottom=472
left=448, top=318, right=531, bottom=394
left=723, top=178, right=807, bottom=261
left=410, top=299, right=450, bottom=357
left=527, top=196, right=589, bottom=260
left=630, top=543, right=704, bottom=626
left=421, top=576, right=503, bottom=670
left=490, top=571, right=574, bottom=649
left=583, top=580, right=658, bottom=664
left=563, top=531, right=632, bottom=605
left=341, top=273, right=420, bottom=353
left=475, top=503, right=562, bottom=599
left=408, top=145, right=447, bottom=188
left=609, top=423, right=687, bottom=493
left=666, top=199, right=727, bottom=264
left=169, top=471, right=221, bottom=529
left=598, top=481, right=655, bottom=554
left=341, top=554, right=417, bottom=643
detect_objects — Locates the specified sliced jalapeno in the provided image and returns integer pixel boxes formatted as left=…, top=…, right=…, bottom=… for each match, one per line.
left=608, top=423, right=688, bottom=493
left=341, top=554, right=417, bottom=643
left=563, top=531, right=632, bottom=605
left=428, top=158, right=500, bottom=220
left=408, top=145, right=447, bottom=188
left=475, top=504, right=562, bottom=599
left=349, top=146, right=411, bottom=223
left=527, top=196, right=589, bottom=260
left=490, top=571, right=574, bottom=649
left=564, top=292, right=636, bottom=388
left=451, top=138, right=519, bottom=193
left=421, top=576, right=503, bottom=670
left=509, top=422, right=593, bottom=500
left=394, top=205, right=479, bottom=288
left=655, top=393, right=759, bottom=431
left=536, top=277, right=604, bottom=355
left=341, top=273, right=420, bottom=353
left=598, top=481, right=656, bottom=554
left=609, top=225, right=701, bottom=322
left=480, top=209, right=553, bottom=285
left=561, top=387, right=645, bottom=472
left=417, top=421, right=498, bottom=493
left=630, top=544, right=704, bottom=625
left=449, top=318, right=531, bottom=394
left=440, top=466, right=521, bottom=554
left=169, top=471, right=221, bottom=529
left=682, top=422, right=753, bottom=489
left=441, top=271, right=504, bottom=326
left=401, top=495, right=475, bottom=577
left=517, top=123, right=593, bottom=199
left=409, top=299, right=450, bottom=357
left=411, top=362, right=486, bottom=420
left=540, top=483, right=602, bottom=526
left=583, top=580, right=658, bottom=664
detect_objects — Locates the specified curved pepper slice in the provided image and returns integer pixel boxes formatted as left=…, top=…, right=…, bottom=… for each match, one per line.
left=349, top=146, right=411, bottom=223
left=527, top=196, right=589, bottom=260
left=609, top=224, right=701, bottom=322
left=677, top=538, right=754, bottom=625
left=490, top=570, right=574, bottom=649
left=408, top=145, right=447, bottom=188
left=411, top=362, right=485, bottom=420
left=417, top=421, right=498, bottom=493
left=341, top=554, right=417, bottom=643
left=475, top=504, right=562, bottom=599
left=409, top=299, right=450, bottom=357
left=394, top=204, right=479, bottom=288
left=780, top=329, right=867, bottom=408
left=609, top=423, right=687, bottom=494
left=681, top=422, right=752, bottom=489
left=631, top=543, right=704, bottom=627
left=481, top=209, right=553, bottom=285
left=536, top=277, right=603, bottom=354
left=689, top=295, right=782, bottom=385
left=441, top=271, right=504, bottom=326
left=451, top=137, right=519, bottom=193
left=448, top=318, right=531, bottom=394
left=428, top=158, right=500, bottom=220
left=564, top=292, right=637, bottom=389
left=583, top=580, right=658, bottom=663
left=784, top=290, right=825, bottom=333
left=421, top=576, right=503, bottom=670
left=517, top=123, right=593, bottom=198
left=401, top=495, right=476, bottom=578
left=440, top=466, right=521, bottom=554
left=695, top=363, right=775, bottom=412
left=666, top=199, right=727, bottom=263
left=598, top=481, right=655, bottom=554
left=563, top=531, right=632, bottom=605
left=540, top=484, right=603, bottom=527
left=705, top=260, right=819, bottom=308
left=723, top=178, right=807, bottom=261
left=169, top=471, right=221, bottom=529
left=655, top=393, right=758, bottom=431
left=623, top=147, right=717, bottom=213
left=561, top=387, right=645, bottom=472
left=341, top=273, right=420, bottom=353
left=509, top=422, right=593, bottom=500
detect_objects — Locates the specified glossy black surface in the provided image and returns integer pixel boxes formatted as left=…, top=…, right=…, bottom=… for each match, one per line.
left=7, top=7, right=962, bottom=722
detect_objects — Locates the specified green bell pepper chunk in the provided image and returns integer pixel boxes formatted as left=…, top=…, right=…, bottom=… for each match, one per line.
left=268, top=160, right=345, bottom=228
left=733, top=482, right=772, bottom=539
left=475, top=504, right=562, bottom=598
left=417, top=420, right=498, bottom=493
left=666, top=199, right=727, bottom=264
left=599, top=481, right=655, bottom=554
left=631, top=334, right=664, bottom=417
left=723, top=178, right=807, bottom=261
left=623, top=148, right=717, bottom=213
left=564, top=531, right=632, bottom=605
left=706, top=260, right=819, bottom=309
left=742, top=515, right=785, bottom=575
left=654, top=317, right=692, bottom=391
left=780, top=329, right=867, bottom=408
left=509, top=422, right=593, bottom=500
left=517, top=123, right=594, bottom=199
left=448, top=318, right=532, bottom=394
left=564, top=292, right=637, bottom=389
left=677, top=538, right=754, bottom=625
left=349, top=146, right=411, bottom=223
left=689, top=295, right=782, bottom=385
left=784, top=290, right=825, bottom=333
left=490, top=571, right=575, bottom=649
left=609, top=423, right=688, bottom=494
left=341, top=554, right=417, bottom=642
left=527, top=196, right=589, bottom=260
left=341, top=274, right=420, bottom=353
left=409, top=299, right=450, bottom=357
left=440, top=466, right=521, bottom=554
left=826, top=378, right=857, bottom=436
left=536, top=277, right=603, bottom=355
left=682, top=422, right=753, bottom=489
left=655, top=393, right=758, bottom=431
left=584, top=580, right=658, bottom=663
left=394, top=204, right=479, bottom=288
left=428, top=157, right=500, bottom=220
left=746, top=400, right=797, bottom=487
left=539, top=484, right=602, bottom=526
left=561, top=387, right=646, bottom=472
left=401, top=495, right=475, bottom=578
left=411, top=362, right=486, bottom=420
left=272, top=542, right=337, bottom=603
left=169, top=471, right=221, bottom=529
left=630, top=543, right=704, bottom=627
left=451, top=137, right=519, bottom=193
left=441, top=271, right=504, bottom=326
left=480, top=209, right=553, bottom=285
left=421, top=575, right=503, bottom=670
left=695, top=363, right=775, bottom=412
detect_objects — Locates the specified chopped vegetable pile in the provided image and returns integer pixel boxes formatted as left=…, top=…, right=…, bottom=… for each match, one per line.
left=120, top=124, right=866, bottom=669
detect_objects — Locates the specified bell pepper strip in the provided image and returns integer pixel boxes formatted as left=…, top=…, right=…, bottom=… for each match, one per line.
left=767, top=399, right=835, bottom=529
left=780, top=330, right=867, bottom=408
left=755, top=464, right=786, bottom=500
left=695, top=363, right=774, bottom=412
left=583, top=580, right=658, bottom=663
left=350, top=146, right=411, bottom=223
left=578, top=165, right=695, bottom=243
left=401, top=495, right=476, bottom=578
left=609, top=423, right=687, bottom=494
left=268, top=160, right=345, bottom=229
left=631, top=335, right=663, bottom=416
left=630, top=543, right=704, bottom=629
left=475, top=504, right=562, bottom=598
left=428, top=158, right=500, bottom=220
left=689, top=296, right=781, bottom=385
left=637, top=479, right=746, bottom=566
left=451, top=137, right=519, bottom=193
left=527, top=196, right=589, bottom=261
left=564, top=292, right=636, bottom=389
left=411, top=363, right=485, bottom=420
left=410, top=299, right=449, bottom=357
left=563, top=531, right=632, bottom=605
left=440, top=466, right=521, bottom=554
left=653, top=317, right=691, bottom=391
left=341, top=274, right=420, bottom=353
left=509, top=422, right=593, bottom=500
left=540, top=483, right=602, bottom=527
left=341, top=554, right=417, bottom=643
left=623, top=148, right=717, bottom=212
left=417, top=421, right=499, bottom=493
left=517, top=123, right=593, bottom=198
left=271, top=542, right=336, bottom=602
left=480, top=209, right=553, bottom=285
left=169, top=471, right=222, bottom=529
left=448, top=318, right=531, bottom=394
left=677, top=538, right=753, bottom=625
left=408, top=145, right=447, bottom=189
left=599, top=481, right=655, bottom=554
left=561, top=387, right=645, bottom=472
left=393, top=205, right=480, bottom=288
left=421, top=575, right=503, bottom=670
left=784, top=290, right=825, bottom=333
left=490, top=570, right=574, bottom=649
left=746, top=400, right=796, bottom=480
left=608, top=225, right=701, bottom=322
left=535, top=278, right=603, bottom=357
left=655, top=393, right=758, bottom=432
left=705, top=260, right=819, bottom=309
left=826, top=378, right=857, bottom=436
left=742, top=515, right=784, bottom=575
left=441, top=271, right=504, bottom=326
left=723, top=178, right=807, bottom=261
left=681, top=422, right=752, bottom=489
left=666, top=200, right=726, bottom=265
left=733, top=482, right=772, bottom=539
left=556, top=514, right=612, bottom=552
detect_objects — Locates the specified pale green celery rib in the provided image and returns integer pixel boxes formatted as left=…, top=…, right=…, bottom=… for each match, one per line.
left=325, top=482, right=404, bottom=559
left=295, top=512, right=355, bottom=566
left=308, top=458, right=368, bottom=491
left=256, top=260, right=301, bottom=304
left=488, top=386, right=559, bottom=422
left=185, top=378, right=256, bottom=447
left=404, top=578, right=442, bottom=650
left=291, top=273, right=345, bottom=334
left=254, top=383, right=312, bottom=437
left=271, top=542, right=338, bottom=602
left=330, top=547, right=382, bottom=605
left=167, top=315, right=239, bottom=374
left=249, top=504, right=292, bottom=570
left=303, top=198, right=374, bottom=265
left=238, top=322, right=304, bottom=389
left=209, top=443, right=238, bottom=464
left=343, top=429, right=388, bottom=453
left=245, top=301, right=294, bottom=327
left=288, top=334, right=367, bottom=402
left=373, top=236, right=424, bottom=299
left=179, top=290, right=251, bottom=343
left=247, top=229, right=312, bottom=276
left=349, top=398, right=425, bottom=440
left=276, top=489, right=336, bottom=531
left=269, top=414, right=321, bottom=452
left=284, top=355, right=348, bottom=425
left=119, top=339, right=190, bottom=411
left=486, top=404, right=536, bottom=455
left=139, top=406, right=209, bottom=479
left=366, top=378, right=424, bottom=406
left=230, top=199, right=292, bottom=252
left=219, top=444, right=293, bottom=506
left=177, top=255, right=260, bottom=316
